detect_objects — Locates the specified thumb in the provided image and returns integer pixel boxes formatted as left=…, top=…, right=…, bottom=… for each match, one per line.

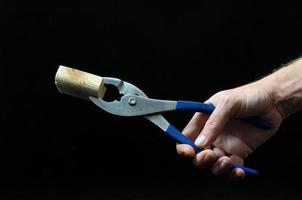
left=194, top=97, right=238, bottom=148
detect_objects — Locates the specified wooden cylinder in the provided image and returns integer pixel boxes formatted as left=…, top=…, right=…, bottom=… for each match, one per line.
left=55, top=65, right=106, bottom=100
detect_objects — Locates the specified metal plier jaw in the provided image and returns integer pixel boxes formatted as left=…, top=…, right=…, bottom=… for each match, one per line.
left=89, top=77, right=149, bottom=116
left=89, top=77, right=273, bottom=176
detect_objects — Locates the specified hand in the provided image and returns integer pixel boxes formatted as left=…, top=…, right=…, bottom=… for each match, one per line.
left=176, top=79, right=285, bottom=180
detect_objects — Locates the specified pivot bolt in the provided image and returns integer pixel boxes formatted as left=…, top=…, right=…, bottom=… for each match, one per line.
left=128, top=97, right=137, bottom=106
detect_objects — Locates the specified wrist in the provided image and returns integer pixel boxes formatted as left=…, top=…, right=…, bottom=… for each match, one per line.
left=263, top=58, right=302, bottom=117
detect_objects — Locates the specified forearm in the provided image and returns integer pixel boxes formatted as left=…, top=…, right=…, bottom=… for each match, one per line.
left=263, top=58, right=302, bottom=117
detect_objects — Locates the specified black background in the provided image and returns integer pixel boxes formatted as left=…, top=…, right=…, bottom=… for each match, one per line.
left=2, top=0, right=302, bottom=199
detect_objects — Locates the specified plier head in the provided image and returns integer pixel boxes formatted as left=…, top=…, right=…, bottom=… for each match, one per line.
left=89, top=77, right=149, bottom=116
left=102, top=77, right=147, bottom=97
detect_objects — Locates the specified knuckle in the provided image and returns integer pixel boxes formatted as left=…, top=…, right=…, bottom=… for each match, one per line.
left=220, top=93, right=234, bottom=105
left=219, top=93, right=241, bottom=115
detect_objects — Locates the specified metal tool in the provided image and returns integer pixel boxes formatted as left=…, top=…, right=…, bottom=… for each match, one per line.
left=89, top=77, right=272, bottom=176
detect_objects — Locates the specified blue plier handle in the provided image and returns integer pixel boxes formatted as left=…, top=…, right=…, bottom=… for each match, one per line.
left=90, top=77, right=272, bottom=176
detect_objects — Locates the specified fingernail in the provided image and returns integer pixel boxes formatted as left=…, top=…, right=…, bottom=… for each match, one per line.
left=195, top=134, right=207, bottom=146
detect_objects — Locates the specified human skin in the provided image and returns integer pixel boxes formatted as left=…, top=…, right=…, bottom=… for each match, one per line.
left=176, top=58, right=302, bottom=179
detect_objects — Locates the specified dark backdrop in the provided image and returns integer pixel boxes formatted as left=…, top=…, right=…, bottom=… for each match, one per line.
left=2, top=1, right=302, bottom=199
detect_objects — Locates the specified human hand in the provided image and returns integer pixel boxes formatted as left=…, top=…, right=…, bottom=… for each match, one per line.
left=176, top=78, right=285, bottom=179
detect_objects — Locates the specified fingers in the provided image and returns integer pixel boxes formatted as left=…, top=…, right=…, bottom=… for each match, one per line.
left=229, top=154, right=246, bottom=180
left=176, top=92, right=248, bottom=180
left=191, top=147, right=246, bottom=180
left=183, top=112, right=209, bottom=140
left=178, top=144, right=245, bottom=180
left=210, top=147, right=232, bottom=175
left=192, top=149, right=217, bottom=169
left=176, top=112, right=209, bottom=158
left=210, top=156, right=233, bottom=175
left=195, top=95, right=239, bottom=149
left=211, top=153, right=246, bottom=180
left=176, top=144, right=195, bottom=158
left=230, top=168, right=245, bottom=180
left=212, top=153, right=246, bottom=180
left=210, top=154, right=245, bottom=179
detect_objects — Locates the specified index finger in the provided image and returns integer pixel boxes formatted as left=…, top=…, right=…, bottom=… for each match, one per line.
left=176, top=112, right=209, bottom=157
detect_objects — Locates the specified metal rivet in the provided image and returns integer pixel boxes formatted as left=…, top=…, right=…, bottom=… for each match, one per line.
left=128, top=97, right=136, bottom=106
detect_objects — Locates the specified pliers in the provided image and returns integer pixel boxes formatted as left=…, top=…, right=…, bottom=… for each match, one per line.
left=89, top=77, right=272, bottom=176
